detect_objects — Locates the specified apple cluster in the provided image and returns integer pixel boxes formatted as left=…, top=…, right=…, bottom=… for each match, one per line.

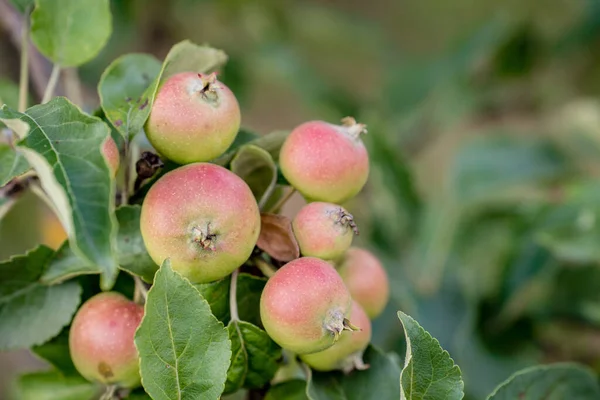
left=68, top=71, right=390, bottom=388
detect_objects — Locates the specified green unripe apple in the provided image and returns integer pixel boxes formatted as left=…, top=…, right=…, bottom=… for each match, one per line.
left=338, top=247, right=389, bottom=319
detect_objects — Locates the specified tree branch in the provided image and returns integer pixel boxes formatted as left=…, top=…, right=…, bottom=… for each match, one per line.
left=0, top=0, right=59, bottom=101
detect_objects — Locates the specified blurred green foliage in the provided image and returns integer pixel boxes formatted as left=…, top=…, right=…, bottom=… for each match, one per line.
left=4, top=0, right=600, bottom=398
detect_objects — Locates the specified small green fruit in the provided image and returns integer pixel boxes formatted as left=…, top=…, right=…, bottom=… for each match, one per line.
left=338, top=248, right=389, bottom=319
left=145, top=71, right=241, bottom=164
left=301, top=301, right=372, bottom=372
left=140, top=162, right=261, bottom=283
left=69, top=292, right=144, bottom=388
left=292, top=202, right=357, bottom=260
left=260, top=257, right=356, bottom=354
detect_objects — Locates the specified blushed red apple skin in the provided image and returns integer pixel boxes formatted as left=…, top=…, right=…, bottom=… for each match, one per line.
left=260, top=257, right=353, bottom=354
left=292, top=202, right=354, bottom=260
left=102, top=136, right=120, bottom=177
left=338, top=248, right=389, bottom=319
left=279, top=120, right=369, bottom=203
left=145, top=72, right=241, bottom=164
left=301, top=301, right=372, bottom=372
left=140, top=163, right=260, bottom=283
left=69, top=292, right=144, bottom=388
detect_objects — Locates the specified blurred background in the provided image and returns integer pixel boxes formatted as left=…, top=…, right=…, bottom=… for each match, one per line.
left=3, top=0, right=600, bottom=398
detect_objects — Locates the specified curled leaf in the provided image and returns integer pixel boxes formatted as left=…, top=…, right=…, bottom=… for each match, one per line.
left=257, top=213, right=299, bottom=262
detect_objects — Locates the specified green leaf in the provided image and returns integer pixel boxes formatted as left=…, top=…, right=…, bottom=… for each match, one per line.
left=14, top=371, right=99, bottom=400
left=231, top=145, right=277, bottom=209
left=397, top=311, right=464, bottom=400
left=195, top=273, right=267, bottom=327
left=214, top=130, right=290, bottom=167
left=247, top=130, right=290, bottom=163
left=98, top=53, right=162, bottom=139
left=30, top=0, right=112, bottom=67
left=0, top=143, right=29, bottom=186
left=42, top=205, right=157, bottom=284
left=0, top=246, right=82, bottom=350
left=31, top=327, right=77, bottom=376
left=115, top=205, right=158, bottom=282
left=266, top=380, right=309, bottom=400
left=213, top=128, right=261, bottom=166
left=0, top=196, right=17, bottom=221
left=487, top=363, right=600, bottom=399
left=194, top=277, right=231, bottom=322
left=225, top=320, right=281, bottom=393
left=157, top=40, right=228, bottom=83
left=41, top=241, right=99, bottom=284
left=123, top=389, right=152, bottom=400
left=135, top=260, right=231, bottom=400
left=236, top=273, right=267, bottom=327
left=306, top=346, right=401, bottom=400
left=0, top=98, right=119, bottom=289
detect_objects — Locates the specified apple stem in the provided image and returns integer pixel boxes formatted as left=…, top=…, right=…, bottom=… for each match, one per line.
left=18, top=5, right=31, bottom=112
left=120, top=138, right=130, bottom=206
left=300, top=360, right=312, bottom=382
left=253, top=257, right=277, bottom=278
left=267, top=187, right=297, bottom=213
left=229, top=268, right=240, bottom=322
left=42, top=64, right=61, bottom=104
left=99, top=384, right=117, bottom=400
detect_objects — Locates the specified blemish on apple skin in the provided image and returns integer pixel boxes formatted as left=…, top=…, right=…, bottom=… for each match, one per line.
left=98, top=361, right=114, bottom=378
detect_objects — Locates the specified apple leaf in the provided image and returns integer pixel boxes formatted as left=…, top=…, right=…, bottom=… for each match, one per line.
left=0, top=99, right=119, bottom=289
left=266, top=380, right=309, bottom=400
left=231, top=145, right=277, bottom=209
left=486, top=363, right=600, bottom=399
left=31, top=0, right=112, bottom=67
left=0, top=246, right=82, bottom=350
left=0, top=143, right=29, bottom=186
left=398, top=311, right=464, bottom=400
left=225, top=320, right=281, bottom=393
left=14, top=371, right=100, bottom=400
left=256, top=213, right=299, bottom=262
left=135, top=260, right=231, bottom=400
left=306, top=346, right=401, bottom=400
left=98, top=53, right=161, bottom=139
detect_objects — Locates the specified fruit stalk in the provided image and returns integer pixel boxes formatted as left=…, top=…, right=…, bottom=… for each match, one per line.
left=229, top=268, right=240, bottom=321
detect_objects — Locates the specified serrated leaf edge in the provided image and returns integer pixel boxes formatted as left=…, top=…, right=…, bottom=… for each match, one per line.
left=135, top=261, right=232, bottom=399
left=397, top=311, right=464, bottom=400
left=485, top=362, right=600, bottom=400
